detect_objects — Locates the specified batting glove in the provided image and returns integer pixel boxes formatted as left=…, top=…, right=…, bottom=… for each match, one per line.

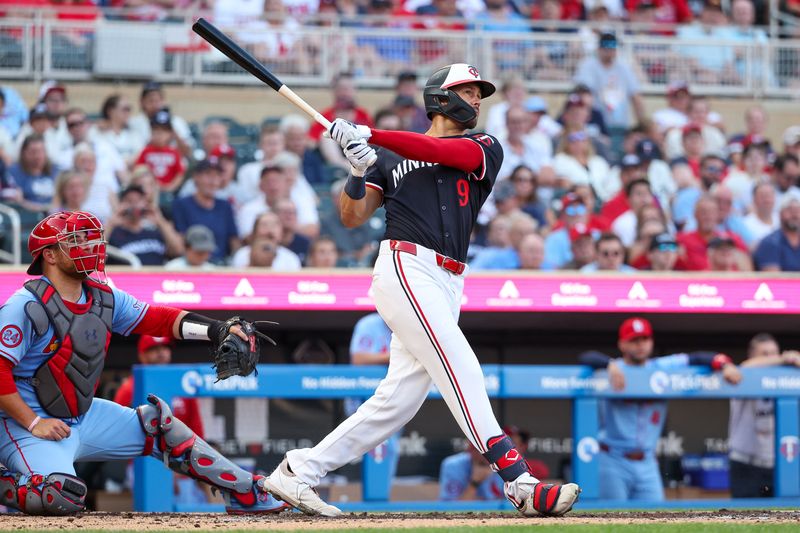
left=344, top=140, right=377, bottom=176
left=327, top=118, right=371, bottom=148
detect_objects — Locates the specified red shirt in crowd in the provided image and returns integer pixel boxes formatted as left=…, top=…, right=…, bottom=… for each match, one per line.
left=625, top=0, right=693, bottom=23
left=676, top=230, right=748, bottom=271
left=114, top=376, right=204, bottom=438
left=136, top=144, right=185, bottom=188
left=308, top=107, right=373, bottom=141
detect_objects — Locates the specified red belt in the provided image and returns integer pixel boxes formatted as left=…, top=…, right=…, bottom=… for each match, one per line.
left=600, top=443, right=645, bottom=461
left=389, top=240, right=467, bottom=276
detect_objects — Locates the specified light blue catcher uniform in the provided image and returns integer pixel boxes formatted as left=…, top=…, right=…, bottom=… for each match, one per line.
left=598, top=354, right=692, bottom=501
left=438, top=451, right=504, bottom=501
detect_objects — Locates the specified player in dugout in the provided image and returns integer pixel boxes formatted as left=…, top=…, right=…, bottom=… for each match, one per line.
left=579, top=317, right=742, bottom=501
left=0, top=211, right=284, bottom=515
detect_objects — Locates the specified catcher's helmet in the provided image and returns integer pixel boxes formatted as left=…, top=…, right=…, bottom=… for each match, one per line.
left=27, top=210, right=106, bottom=276
left=423, top=64, right=496, bottom=124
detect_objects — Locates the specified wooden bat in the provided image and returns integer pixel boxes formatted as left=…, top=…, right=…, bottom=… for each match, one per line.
left=191, top=17, right=332, bottom=130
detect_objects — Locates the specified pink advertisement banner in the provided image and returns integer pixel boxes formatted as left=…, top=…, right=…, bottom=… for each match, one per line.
left=1, top=271, right=798, bottom=313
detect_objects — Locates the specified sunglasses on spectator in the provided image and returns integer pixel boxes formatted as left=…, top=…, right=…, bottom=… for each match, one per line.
left=654, top=243, right=678, bottom=252
left=564, top=204, right=587, bottom=217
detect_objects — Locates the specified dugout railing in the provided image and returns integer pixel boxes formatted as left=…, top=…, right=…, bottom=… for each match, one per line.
left=133, top=364, right=800, bottom=512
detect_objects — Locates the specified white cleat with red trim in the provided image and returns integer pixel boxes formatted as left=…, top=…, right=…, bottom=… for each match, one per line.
left=262, top=457, right=343, bottom=517
left=505, top=473, right=581, bottom=517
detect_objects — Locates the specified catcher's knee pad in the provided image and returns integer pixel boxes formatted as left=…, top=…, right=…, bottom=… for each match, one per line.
left=0, top=470, right=86, bottom=515
left=137, top=394, right=252, bottom=494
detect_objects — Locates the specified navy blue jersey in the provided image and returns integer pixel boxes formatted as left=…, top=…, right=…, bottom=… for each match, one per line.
left=364, top=133, right=503, bottom=263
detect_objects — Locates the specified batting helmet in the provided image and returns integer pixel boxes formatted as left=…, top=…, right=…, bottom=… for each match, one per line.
left=27, top=211, right=106, bottom=276
left=423, top=64, right=496, bottom=124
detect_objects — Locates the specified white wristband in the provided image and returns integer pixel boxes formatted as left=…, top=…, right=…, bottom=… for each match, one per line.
left=180, top=321, right=211, bottom=341
left=27, top=416, right=41, bottom=432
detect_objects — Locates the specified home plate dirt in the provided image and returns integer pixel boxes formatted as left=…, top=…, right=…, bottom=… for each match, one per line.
left=2, top=510, right=798, bottom=531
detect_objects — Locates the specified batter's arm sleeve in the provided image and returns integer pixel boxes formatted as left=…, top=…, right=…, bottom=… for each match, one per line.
left=578, top=350, right=613, bottom=369
left=369, top=129, right=483, bottom=173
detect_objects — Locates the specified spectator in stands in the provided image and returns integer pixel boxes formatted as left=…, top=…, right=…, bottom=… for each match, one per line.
left=49, top=170, right=89, bottom=214
left=728, top=333, right=800, bottom=498
left=517, top=233, right=545, bottom=270
left=180, top=143, right=248, bottom=209
left=724, top=0, right=769, bottom=80
left=5, top=134, right=59, bottom=213
left=672, top=151, right=727, bottom=229
left=280, top=114, right=327, bottom=185
left=471, top=213, right=513, bottom=261
left=671, top=124, right=707, bottom=178
left=392, top=71, right=429, bottom=133
left=164, top=224, right=217, bottom=271
left=771, top=154, right=800, bottom=208
left=753, top=194, right=800, bottom=271
left=677, top=195, right=750, bottom=270
left=543, top=192, right=594, bottom=269
left=127, top=164, right=159, bottom=207
left=611, top=179, right=655, bottom=247
left=71, top=143, right=119, bottom=223
left=129, top=81, right=194, bottom=158
left=309, top=72, right=373, bottom=169
left=644, top=232, right=680, bottom=271
left=273, top=151, right=320, bottom=238
left=485, top=74, right=527, bottom=139
left=305, top=236, right=339, bottom=268
left=13, top=103, right=56, bottom=164
left=554, top=129, right=611, bottom=193
left=237, top=164, right=286, bottom=240
left=275, top=197, right=311, bottom=263
left=106, top=185, right=184, bottom=266
left=524, top=95, right=561, bottom=142
left=744, top=182, right=778, bottom=246
left=781, top=127, right=800, bottom=159
left=731, top=105, right=769, bottom=148
left=556, top=94, right=612, bottom=162
left=375, top=107, right=402, bottom=131
left=627, top=204, right=669, bottom=267
left=561, top=224, right=597, bottom=270
left=135, top=108, right=186, bottom=193
left=581, top=233, right=636, bottom=272
left=573, top=32, right=645, bottom=145
left=113, top=334, right=209, bottom=505
left=0, top=85, right=27, bottom=139
left=570, top=85, right=611, bottom=145
left=91, top=93, right=143, bottom=167
left=172, top=158, right=240, bottom=263
left=602, top=153, right=647, bottom=222
left=498, top=107, right=553, bottom=182
left=707, top=234, right=744, bottom=271
left=580, top=317, right=741, bottom=501
left=676, top=0, right=737, bottom=84
left=509, top=165, right=548, bottom=228
left=200, top=121, right=229, bottom=158
left=58, top=107, right=127, bottom=183
left=652, top=81, right=691, bottom=134
left=471, top=212, right=538, bottom=270
left=38, top=81, right=70, bottom=155
left=711, top=185, right=753, bottom=245
left=624, top=0, right=693, bottom=23
left=664, top=97, right=726, bottom=160
left=0, top=91, right=14, bottom=164
left=238, top=125, right=286, bottom=194
left=726, top=141, right=770, bottom=210
left=319, top=179, right=384, bottom=267
left=230, top=211, right=302, bottom=270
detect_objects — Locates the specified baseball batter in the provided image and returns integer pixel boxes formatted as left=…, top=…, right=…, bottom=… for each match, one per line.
left=263, top=64, right=580, bottom=517
left=0, top=211, right=285, bottom=515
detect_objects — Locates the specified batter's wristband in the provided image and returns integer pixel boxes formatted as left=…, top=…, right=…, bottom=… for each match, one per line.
left=27, top=416, right=41, bottom=433
left=344, top=174, right=366, bottom=200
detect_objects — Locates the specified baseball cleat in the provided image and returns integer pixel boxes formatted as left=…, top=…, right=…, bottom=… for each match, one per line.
left=506, top=473, right=581, bottom=517
left=262, top=457, right=342, bottom=517
left=224, top=475, right=290, bottom=515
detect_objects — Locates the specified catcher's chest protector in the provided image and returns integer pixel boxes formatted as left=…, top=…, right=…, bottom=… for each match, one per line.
left=24, top=279, right=113, bottom=418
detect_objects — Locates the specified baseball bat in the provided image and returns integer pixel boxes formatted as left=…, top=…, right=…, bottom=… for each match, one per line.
left=191, top=18, right=332, bottom=131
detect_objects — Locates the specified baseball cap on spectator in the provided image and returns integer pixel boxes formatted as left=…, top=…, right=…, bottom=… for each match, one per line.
left=726, top=140, right=744, bottom=156
left=584, top=0, right=609, bottom=13
left=393, top=95, right=417, bottom=108
left=524, top=96, right=548, bottom=114
left=137, top=335, right=173, bottom=353
left=397, top=70, right=417, bottom=84
left=708, top=233, right=736, bottom=249
left=572, top=83, right=592, bottom=94
left=569, top=223, right=593, bottom=243
left=118, top=184, right=146, bottom=201
left=150, top=108, right=172, bottom=129
left=39, top=80, right=66, bottom=101
left=618, top=317, right=653, bottom=342
left=783, top=126, right=800, bottom=146
left=682, top=123, right=702, bottom=138
left=565, top=93, right=584, bottom=108
left=779, top=192, right=800, bottom=211
left=621, top=153, right=642, bottom=169
left=560, top=191, right=587, bottom=217
left=598, top=32, right=618, bottom=49
left=635, top=139, right=662, bottom=162
left=493, top=180, right=517, bottom=203
left=29, top=102, right=50, bottom=121
left=141, top=80, right=163, bottom=98
left=742, top=134, right=770, bottom=150
left=667, top=81, right=690, bottom=96
left=636, top=0, right=656, bottom=9
left=649, top=232, right=678, bottom=252
left=185, top=225, right=216, bottom=252
left=194, top=156, right=222, bottom=173
left=211, top=143, right=236, bottom=159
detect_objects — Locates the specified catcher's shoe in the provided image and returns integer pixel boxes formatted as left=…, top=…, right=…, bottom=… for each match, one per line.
left=262, top=457, right=342, bottom=517
left=224, top=475, right=290, bottom=515
left=505, top=473, right=581, bottom=517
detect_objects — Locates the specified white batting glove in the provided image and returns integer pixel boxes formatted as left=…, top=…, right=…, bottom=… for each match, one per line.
left=327, top=118, right=371, bottom=149
left=344, top=140, right=377, bottom=176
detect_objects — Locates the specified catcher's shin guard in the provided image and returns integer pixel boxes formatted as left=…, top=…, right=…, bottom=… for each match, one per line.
left=0, top=470, right=87, bottom=515
left=137, top=394, right=260, bottom=507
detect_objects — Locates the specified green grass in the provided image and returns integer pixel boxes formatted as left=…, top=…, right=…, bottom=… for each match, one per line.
left=3, top=526, right=799, bottom=533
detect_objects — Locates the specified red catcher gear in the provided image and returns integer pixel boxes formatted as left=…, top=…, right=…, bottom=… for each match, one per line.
left=27, top=211, right=106, bottom=277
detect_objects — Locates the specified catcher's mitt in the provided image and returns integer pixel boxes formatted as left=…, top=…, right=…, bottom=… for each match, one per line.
left=212, top=317, right=277, bottom=380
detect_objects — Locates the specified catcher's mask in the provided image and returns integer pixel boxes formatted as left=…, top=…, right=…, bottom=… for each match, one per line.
left=28, top=210, right=107, bottom=282
left=423, top=63, right=496, bottom=124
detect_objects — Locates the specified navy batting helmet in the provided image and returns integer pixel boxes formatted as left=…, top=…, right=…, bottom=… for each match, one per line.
left=423, top=64, right=496, bottom=124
